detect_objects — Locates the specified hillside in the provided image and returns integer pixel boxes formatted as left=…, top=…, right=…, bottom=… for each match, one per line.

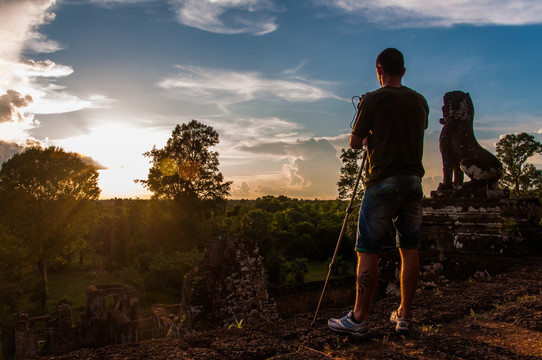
left=35, top=256, right=542, bottom=360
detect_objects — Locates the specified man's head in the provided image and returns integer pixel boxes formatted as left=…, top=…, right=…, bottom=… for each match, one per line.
left=376, top=48, right=405, bottom=77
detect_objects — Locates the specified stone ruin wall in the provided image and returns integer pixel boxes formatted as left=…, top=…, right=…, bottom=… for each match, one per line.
left=181, top=235, right=278, bottom=329
left=423, top=197, right=542, bottom=256
left=8, top=284, right=186, bottom=359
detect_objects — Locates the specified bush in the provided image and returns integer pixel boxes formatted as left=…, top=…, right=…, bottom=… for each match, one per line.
left=285, top=258, right=309, bottom=284
left=120, top=250, right=201, bottom=296
left=327, top=255, right=353, bottom=276
left=264, top=249, right=286, bottom=286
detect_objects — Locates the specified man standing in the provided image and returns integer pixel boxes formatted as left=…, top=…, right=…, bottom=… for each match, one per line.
left=328, top=48, right=428, bottom=338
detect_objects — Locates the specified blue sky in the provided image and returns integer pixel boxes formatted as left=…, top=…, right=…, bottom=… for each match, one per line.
left=1, top=0, right=541, bottom=199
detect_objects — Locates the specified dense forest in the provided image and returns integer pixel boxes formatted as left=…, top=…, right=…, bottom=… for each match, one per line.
left=0, top=196, right=355, bottom=328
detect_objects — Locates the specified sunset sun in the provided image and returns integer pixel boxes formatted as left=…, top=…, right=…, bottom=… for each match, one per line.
left=55, top=121, right=169, bottom=199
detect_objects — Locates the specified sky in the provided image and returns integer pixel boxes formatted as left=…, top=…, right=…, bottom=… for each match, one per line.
left=1, top=0, right=542, bottom=200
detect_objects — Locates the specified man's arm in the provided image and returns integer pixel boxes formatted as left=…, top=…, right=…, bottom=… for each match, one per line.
left=350, top=134, right=367, bottom=149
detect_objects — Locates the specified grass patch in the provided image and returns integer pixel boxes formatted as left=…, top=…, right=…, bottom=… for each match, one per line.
left=48, top=269, right=121, bottom=321
left=137, top=289, right=181, bottom=308
left=305, top=261, right=329, bottom=282
left=305, top=259, right=355, bottom=283
left=48, top=269, right=180, bottom=320
left=49, top=270, right=122, bottom=306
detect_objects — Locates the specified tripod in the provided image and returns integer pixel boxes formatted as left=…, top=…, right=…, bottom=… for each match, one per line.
left=311, top=149, right=367, bottom=326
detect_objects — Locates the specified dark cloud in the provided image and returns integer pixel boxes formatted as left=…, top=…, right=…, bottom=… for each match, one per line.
left=238, top=137, right=342, bottom=199
left=0, top=90, right=33, bottom=123
left=0, top=140, right=23, bottom=164
left=285, top=138, right=342, bottom=197
left=19, top=58, right=56, bottom=70
left=78, top=154, right=107, bottom=170
left=231, top=181, right=251, bottom=198
left=236, top=142, right=288, bottom=155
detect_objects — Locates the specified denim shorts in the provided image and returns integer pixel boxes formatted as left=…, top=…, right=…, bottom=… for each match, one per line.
left=356, top=175, right=423, bottom=253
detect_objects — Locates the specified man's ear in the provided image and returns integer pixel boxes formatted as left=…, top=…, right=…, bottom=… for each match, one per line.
left=401, top=67, right=406, bottom=77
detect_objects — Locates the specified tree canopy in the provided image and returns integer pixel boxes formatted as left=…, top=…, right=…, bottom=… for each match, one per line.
left=336, top=148, right=366, bottom=201
left=0, top=146, right=100, bottom=200
left=0, top=146, right=101, bottom=309
left=138, top=120, right=232, bottom=202
left=495, top=133, right=542, bottom=197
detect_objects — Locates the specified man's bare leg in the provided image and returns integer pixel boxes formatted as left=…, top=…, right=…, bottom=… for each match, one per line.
left=353, top=252, right=379, bottom=322
left=397, top=248, right=420, bottom=318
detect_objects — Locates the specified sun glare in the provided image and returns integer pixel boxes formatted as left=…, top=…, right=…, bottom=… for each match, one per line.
left=54, top=121, right=170, bottom=199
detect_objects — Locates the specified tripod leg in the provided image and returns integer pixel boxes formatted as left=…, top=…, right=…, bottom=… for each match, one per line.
left=311, top=150, right=366, bottom=326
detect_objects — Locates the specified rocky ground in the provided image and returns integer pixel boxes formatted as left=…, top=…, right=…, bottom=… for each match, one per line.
left=38, top=256, right=541, bottom=360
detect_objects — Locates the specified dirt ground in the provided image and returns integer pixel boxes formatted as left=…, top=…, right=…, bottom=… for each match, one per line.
left=38, top=256, right=542, bottom=360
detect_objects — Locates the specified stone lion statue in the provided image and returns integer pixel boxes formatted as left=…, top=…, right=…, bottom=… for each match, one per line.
left=437, top=91, right=502, bottom=191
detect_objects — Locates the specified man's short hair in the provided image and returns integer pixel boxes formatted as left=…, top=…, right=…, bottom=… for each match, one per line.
left=376, top=48, right=404, bottom=76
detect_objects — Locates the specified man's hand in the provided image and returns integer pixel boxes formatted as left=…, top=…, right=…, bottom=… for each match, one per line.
left=350, top=134, right=367, bottom=149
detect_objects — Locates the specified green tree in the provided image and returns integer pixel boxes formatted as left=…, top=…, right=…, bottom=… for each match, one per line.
left=241, top=209, right=272, bottom=254
left=285, top=258, right=309, bottom=284
left=0, top=146, right=100, bottom=309
left=0, top=225, right=37, bottom=327
left=518, top=163, right=542, bottom=197
left=138, top=120, right=232, bottom=202
left=337, top=148, right=365, bottom=201
left=495, top=133, right=542, bottom=197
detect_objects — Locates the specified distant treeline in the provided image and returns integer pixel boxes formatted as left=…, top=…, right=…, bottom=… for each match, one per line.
left=89, top=196, right=356, bottom=286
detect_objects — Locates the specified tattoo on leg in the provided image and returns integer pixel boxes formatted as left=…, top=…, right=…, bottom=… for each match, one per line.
left=357, top=270, right=371, bottom=296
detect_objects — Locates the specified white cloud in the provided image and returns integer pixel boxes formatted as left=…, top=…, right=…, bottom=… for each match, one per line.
left=18, top=59, right=73, bottom=78
left=0, top=118, right=41, bottom=145
left=157, top=65, right=341, bottom=108
left=170, top=0, right=278, bottom=35
left=0, top=0, right=57, bottom=60
left=89, top=0, right=151, bottom=6
left=89, top=0, right=278, bottom=34
left=23, top=32, right=64, bottom=54
left=283, top=60, right=308, bottom=76
left=219, top=116, right=303, bottom=145
left=224, top=136, right=342, bottom=199
left=0, top=0, right=115, bottom=146
left=323, top=0, right=542, bottom=27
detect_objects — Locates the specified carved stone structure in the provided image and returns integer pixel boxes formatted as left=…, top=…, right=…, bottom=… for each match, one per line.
left=13, top=312, right=39, bottom=359
left=12, top=307, right=78, bottom=358
left=427, top=90, right=542, bottom=255
left=422, top=197, right=542, bottom=256
left=182, top=235, right=278, bottom=329
left=83, top=284, right=152, bottom=346
left=436, top=91, right=503, bottom=197
left=49, top=304, right=76, bottom=355
left=10, top=284, right=154, bottom=359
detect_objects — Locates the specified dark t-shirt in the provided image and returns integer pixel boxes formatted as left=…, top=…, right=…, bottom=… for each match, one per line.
left=352, top=86, right=429, bottom=187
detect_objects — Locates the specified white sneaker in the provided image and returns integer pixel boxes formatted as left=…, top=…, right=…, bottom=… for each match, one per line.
left=328, top=310, right=369, bottom=339
left=390, top=310, right=412, bottom=334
